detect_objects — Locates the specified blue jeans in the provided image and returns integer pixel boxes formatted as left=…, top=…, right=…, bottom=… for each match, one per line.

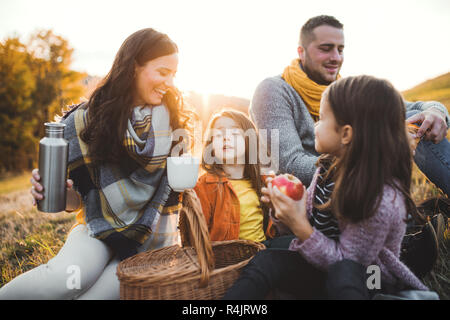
left=407, top=110, right=450, bottom=197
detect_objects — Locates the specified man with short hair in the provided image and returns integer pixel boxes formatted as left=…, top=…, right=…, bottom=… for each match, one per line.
left=250, top=15, right=450, bottom=195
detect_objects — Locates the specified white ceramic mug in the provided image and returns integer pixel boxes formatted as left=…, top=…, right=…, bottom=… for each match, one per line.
left=167, top=156, right=200, bottom=192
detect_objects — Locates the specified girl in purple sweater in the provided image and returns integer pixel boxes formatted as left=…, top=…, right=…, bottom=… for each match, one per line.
left=224, top=75, right=429, bottom=300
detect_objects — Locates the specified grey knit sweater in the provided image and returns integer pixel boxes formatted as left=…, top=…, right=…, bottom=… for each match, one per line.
left=249, top=75, right=450, bottom=187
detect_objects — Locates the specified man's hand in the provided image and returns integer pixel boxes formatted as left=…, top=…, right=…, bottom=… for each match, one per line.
left=406, top=107, right=448, bottom=144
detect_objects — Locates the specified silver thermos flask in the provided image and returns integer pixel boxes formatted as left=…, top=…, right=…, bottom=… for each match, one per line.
left=37, top=122, right=68, bottom=213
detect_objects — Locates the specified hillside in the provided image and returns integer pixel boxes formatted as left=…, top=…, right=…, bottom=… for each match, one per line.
left=184, top=91, right=250, bottom=129
left=403, top=72, right=450, bottom=112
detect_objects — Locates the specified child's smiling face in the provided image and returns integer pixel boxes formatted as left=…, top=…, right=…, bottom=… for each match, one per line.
left=211, top=116, right=246, bottom=164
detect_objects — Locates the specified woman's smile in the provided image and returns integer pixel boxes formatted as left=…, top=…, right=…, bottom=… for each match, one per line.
left=134, top=53, right=178, bottom=106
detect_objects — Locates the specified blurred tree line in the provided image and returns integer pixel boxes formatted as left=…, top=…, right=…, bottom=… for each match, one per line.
left=0, top=30, right=86, bottom=175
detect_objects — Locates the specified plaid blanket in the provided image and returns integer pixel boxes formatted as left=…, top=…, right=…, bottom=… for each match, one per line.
left=62, top=104, right=181, bottom=259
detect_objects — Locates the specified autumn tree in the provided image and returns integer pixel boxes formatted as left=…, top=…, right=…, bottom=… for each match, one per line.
left=27, top=30, right=86, bottom=139
left=0, top=37, right=37, bottom=172
left=0, top=30, right=86, bottom=174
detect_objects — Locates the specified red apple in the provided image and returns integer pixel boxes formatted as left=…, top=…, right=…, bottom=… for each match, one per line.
left=271, top=173, right=304, bottom=200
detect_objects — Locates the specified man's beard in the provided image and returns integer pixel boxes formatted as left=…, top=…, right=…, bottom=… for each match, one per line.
left=302, top=55, right=337, bottom=86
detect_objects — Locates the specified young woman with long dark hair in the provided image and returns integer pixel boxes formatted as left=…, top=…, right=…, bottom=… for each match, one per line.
left=0, top=28, right=193, bottom=300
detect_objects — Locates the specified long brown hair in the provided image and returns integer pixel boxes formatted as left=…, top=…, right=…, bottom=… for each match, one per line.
left=319, top=75, right=422, bottom=223
left=202, top=110, right=264, bottom=196
left=202, top=110, right=269, bottom=225
left=80, top=28, right=192, bottom=166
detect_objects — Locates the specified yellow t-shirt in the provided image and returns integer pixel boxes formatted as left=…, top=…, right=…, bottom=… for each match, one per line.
left=228, top=179, right=266, bottom=242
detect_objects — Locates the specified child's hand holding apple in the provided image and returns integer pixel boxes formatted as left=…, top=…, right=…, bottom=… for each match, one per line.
left=261, top=173, right=313, bottom=241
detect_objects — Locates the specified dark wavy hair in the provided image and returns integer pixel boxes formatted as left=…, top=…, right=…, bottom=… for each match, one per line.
left=80, top=28, right=193, bottom=166
left=317, top=75, right=423, bottom=223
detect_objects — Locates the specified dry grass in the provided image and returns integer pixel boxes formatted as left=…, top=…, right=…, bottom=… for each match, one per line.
left=0, top=172, right=32, bottom=195
left=423, top=236, right=450, bottom=300
left=410, top=165, right=450, bottom=299
left=0, top=168, right=448, bottom=299
left=0, top=189, right=75, bottom=285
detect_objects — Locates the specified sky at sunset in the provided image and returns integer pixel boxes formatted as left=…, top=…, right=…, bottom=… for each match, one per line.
left=1, top=0, right=449, bottom=99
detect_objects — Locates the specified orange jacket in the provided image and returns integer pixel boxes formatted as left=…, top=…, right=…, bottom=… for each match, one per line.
left=194, top=172, right=276, bottom=241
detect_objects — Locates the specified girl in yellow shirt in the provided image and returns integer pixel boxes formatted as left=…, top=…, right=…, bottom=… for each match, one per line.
left=194, top=109, right=294, bottom=248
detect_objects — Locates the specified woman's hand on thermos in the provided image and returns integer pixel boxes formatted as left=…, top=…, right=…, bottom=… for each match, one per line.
left=30, top=168, right=43, bottom=205
left=30, top=168, right=74, bottom=206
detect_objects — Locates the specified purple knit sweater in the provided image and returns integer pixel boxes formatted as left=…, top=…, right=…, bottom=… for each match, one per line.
left=277, top=168, right=428, bottom=291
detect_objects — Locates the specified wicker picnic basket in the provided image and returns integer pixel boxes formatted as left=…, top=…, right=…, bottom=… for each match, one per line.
left=116, top=189, right=266, bottom=300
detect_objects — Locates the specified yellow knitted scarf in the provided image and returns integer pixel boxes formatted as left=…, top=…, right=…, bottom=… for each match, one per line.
left=282, top=58, right=334, bottom=121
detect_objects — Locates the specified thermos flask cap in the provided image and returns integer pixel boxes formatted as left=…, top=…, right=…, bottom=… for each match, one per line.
left=45, top=122, right=66, bottom=131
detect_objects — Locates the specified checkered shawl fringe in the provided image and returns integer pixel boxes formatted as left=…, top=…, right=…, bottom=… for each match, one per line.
left=61, top=103, right=181, bottom=258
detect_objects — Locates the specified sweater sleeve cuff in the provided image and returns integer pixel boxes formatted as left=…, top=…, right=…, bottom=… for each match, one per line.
left=289, top=227, right=324, bottom=256
left=289, top=228, right=339, bottom=271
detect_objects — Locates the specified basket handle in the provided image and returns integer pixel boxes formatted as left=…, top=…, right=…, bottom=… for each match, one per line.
left=179, top=189, right=215, bottom=287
